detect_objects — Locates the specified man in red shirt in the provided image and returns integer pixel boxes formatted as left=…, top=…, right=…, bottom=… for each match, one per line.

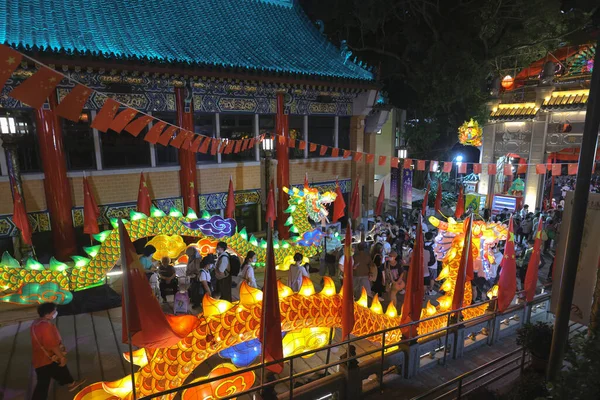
left=31, top=303, right=85, bottom=399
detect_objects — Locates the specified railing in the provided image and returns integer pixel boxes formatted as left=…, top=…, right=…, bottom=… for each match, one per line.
left=140, top=285, right=552, bottom=400
left=410, top=347, right=528, bottom=400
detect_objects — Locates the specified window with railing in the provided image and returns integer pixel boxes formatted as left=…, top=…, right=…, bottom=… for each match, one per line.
left=62, top=111, right=96, bottom=170
left=101, top=111, right=151, bottom=169
left=220, top=114, right=255, bottom=162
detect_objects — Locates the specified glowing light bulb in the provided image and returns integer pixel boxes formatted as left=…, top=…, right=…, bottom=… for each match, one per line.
left=385, top=303, right=398, bottom=318
left=321, top=277, right=336, bottom=296
left=370, top=295, right=383, bottom=314
left=299, top=277, right=315, bottom=296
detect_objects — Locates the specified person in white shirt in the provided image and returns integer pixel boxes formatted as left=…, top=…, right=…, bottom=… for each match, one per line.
left=215, top=241, right=232, bottom=301
left=288, top=253, right=310, bottom=292
left=239, top=251, right=258, bottom=289
left=488, top=245, right=503, bottom=284
left=199, top=256, right=213, bottom=300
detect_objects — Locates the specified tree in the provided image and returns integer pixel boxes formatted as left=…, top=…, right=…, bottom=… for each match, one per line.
left=301, top=0, right=592, bottom=157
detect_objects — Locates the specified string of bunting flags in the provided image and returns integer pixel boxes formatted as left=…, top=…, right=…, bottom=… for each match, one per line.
left=0, top=44, right=583, bottom=177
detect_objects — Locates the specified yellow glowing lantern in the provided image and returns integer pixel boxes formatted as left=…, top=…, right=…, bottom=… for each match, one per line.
left=487, top=284, right=499, bottom=300
left=282, top=327, right=329, bottom=358
left=148, top=234, right=187, bottom=260
left=321, top=276, right=336, bottom=296
left=501, top=75, right=514, bottom=89
left=299, top=277, right=315, bottom=296
left=385, top=302, right=398, bottom=318
left=123, top=348, right=148, bottom=368
left=457, top=119, right=483, bottom=147
left=202, top=296, right=234, bottom=316
left=357, top=287, right=369, bottom=308
left=425, top=301, right=437, bottom=316
left=239, top=281, right=263, bottom=305
left=438, top=295, right=452, bottom=310
left=277, top=280, right=293, bottom=298
left=370, top=295, right=383, bottom=314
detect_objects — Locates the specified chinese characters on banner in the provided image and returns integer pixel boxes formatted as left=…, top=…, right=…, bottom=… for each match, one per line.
left=402, top=169, right=413, bottom=209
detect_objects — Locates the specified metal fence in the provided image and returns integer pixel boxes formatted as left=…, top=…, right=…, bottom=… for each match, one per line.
left=140, top=285, right=552, bottom=400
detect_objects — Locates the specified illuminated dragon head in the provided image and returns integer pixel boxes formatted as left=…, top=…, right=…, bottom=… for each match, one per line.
left=283, top=186, right=336, bottom=224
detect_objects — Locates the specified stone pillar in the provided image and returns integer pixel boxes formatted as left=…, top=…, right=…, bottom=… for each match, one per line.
left=524, top=113, right=549, bottom=209
left=175, top=86, right=198, bottom=213
left=478, top=123, right=496, bottom=197
left=35, top=92, right=77, bottom=261
left=350, top=116, right=366, bottom=225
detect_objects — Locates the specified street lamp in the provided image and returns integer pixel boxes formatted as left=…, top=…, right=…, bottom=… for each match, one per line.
left=261, top=135, right=274, bottom=211
left=396, top=146, right=408, bottom=223
left=454, top=154, right=464, bottom=192
left=0, top=114, right=33, bottom=259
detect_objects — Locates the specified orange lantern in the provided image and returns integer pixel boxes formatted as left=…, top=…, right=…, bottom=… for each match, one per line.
left=501, top=75, right=514, bottom=89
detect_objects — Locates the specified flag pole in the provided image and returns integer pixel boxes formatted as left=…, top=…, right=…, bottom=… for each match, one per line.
left=118, top=219, right=137, bottom=400
left=260, top=219, right=271, bottom=391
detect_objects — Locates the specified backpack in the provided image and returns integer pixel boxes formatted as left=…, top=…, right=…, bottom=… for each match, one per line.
left=424, top=245, right=436, bottom=267
left=215, top=253, right=230, bottom=280
left=229, top=254, right=241, bottom=276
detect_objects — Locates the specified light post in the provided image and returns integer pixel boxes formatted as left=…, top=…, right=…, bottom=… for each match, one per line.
left=261, top=136, right=274, bottom=214
left=396, top=147, right=407, bottom=223
left=454, top=154, right=463, bottom=192
left=0, top=114, right=33, bottom=259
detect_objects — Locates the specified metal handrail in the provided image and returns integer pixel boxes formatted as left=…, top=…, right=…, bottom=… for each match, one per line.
left=140, top=284, right=552, bottom=400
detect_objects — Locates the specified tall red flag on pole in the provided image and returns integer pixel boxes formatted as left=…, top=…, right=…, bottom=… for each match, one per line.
left=375, top=182, right=385, bottom=216
left=455, top=185, right=465, bottom=218
left=452, top=217, right=473, bottom=311
left=332, top=180, right=346, bottom=223
left=304, top=173, right=310, bottom=190
left=137, top=173, right=151, bottom=216
left=225, top=177, right=235, bottom=219
left=434, top=179, right=443, bottom=214
left=401, top=215, right=424, bottom=338
left=524, top=216, right=544, bottom=302
left=11, top=181, right=32, bottom=245
left=83, top=176, right=100, bottom=235
left=259, top=184, right=284, bottom=373
left=350, top=176, right=360, bottom=220
left=421, top=182, right=430, bottom=217
left=497, top=217, right=517, bottom=312
left=341, top=219, right=355, bottom=340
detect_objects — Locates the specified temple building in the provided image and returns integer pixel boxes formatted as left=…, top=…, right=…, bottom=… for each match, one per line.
left=479, top=43, right=596, bottom=210
left=0, top=0, right=388, bottom=260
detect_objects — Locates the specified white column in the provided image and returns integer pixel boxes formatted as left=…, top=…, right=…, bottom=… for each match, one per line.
left=254, top=113, right=260, bottom=162
left=91, top=110, right=103, bottom=170
left=303, top=115, right=309, bottom=159
left=215, top=113, right=221, bottom=164
left=478, top=123, right=496, bottom=195
left=0, top=139, right=7, bottom=176
left=524, top=114, right=549, bottom=208
left=334, top=116, right=339, bottom=148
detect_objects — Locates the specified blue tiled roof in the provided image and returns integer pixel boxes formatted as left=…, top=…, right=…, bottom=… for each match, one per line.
left=0, top=0, right=374, bottom=82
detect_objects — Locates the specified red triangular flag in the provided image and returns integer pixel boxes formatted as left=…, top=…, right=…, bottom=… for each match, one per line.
left=341, top=220, right=355, bottom=340
left=90, top=98, right=120, bottom=133
left=455, top=185, right=465, bottom=218
left=568, top=163, right=578, bottom=175
left=524, top=216, right=544, bottom=302
left=366, top=153, right=375, bottom=164
left=304, top=173, right=310, bottom=190
left=535, top=164, right=546, bottom=174
left=330, top=148, right=338, bottom=157
left=124, top=115, right=153, bottom=137
left=198, top=136, right=211, bottom=153
left=497, top=217, right=517, bottom=312
left=353, top=152, right=363, bottom=162
left=170, top=130, right=191, bottom=149
left=11, top=182, right=32, bottom=245
left=333, top=181, right=346, bottom=223
left=551, top=164, right=562, bottom=176
left=210, top=138, right=219, bottom=155
left=9, top=67, right=62, bottom=109
left=390, top=157, right=399, bottom=168
left=190, top=135, right=205, bottom=153
left=517, top=159, right=528, bottom=174
left=452, top=217, right=473, bottom=311
left=143, top=121, right=167, bottom=145
left=137, top=173, right=151, bottom=216
left=417, top=160, right=426, bottom=171
left=55, top=84, right=92, bottom=122
left=120, top=220, right=186, bottom=349
left=375, top=182, right=385, bottom=216
left=225, top=177, right=235, bottom=219
left=442, top=162, right=452, bottom=173
left=108, top=108, right=138, bottom=134
left=378, top=156, right=387, bottom=166
left=0, top=45, right=23, bottom=88
left=434, top=180, right=442, bottom=214
left=83, top=176, right=100, bottom=235
left=401, top=214, right=424, bottom=338
left=287, top=137, right=295, bottom=148
left=157, top=126, right=178, bottom=146
left=258, top=197, right=284, bottom=374
left=223, top=140, right=235, bottom=154
left=309, top=143, right=317, bottom=152
left=472, top=163, right=482, bottom=174
left=298, top=140, right=306, bottom=150
left=403, top=158, right=412, bottom=169
left=350, top=177, right=360, bottom=219
left=458, top=163, right=467, bottom=174
left=233, top=140, right=242, bottom=154
left=266, top=183, right=276, bottom=229
left=343, top=150, right=352, bottom=159
left=488, top=164, right=497, bottom=175
left=430, top=161, right=438, bottom=172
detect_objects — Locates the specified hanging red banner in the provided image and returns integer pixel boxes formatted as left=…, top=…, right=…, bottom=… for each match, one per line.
left=353, top=152, right=363, bottom=162
left=170, top=130, right=191, bottom=148
left=9, top=67, right=63, bottom=109
left=124, top=115, right=153, bottom=137
left=417, top=160, right=425, bottom=171
left=310, top=143, right=317, bottom=152
left=298, top=140, right=306, bottom=150
left=109, top=108, right=138, bottom=133
left=157, top=126, right=178, bottom=146
left=535, top=164, right=546, bottom=174
left=442, top=162, right=452, bottom=173
left=378, top=155, right=387, bottom=166
left=568, top=163, right=578, bottom=175
left=343, top=150, right=352, bottom=159
left=210, top=138, right=219, bottom=155
left=190, top=135, right=204, bottom=152
left=487, top=164, right=497, bottom=175
left=55, top=84, right=92, bottom=122
left=234, top=140, right=242, bottom=153
left=366, top=153, right=375, bottom=164
left=144, top=121, right=167, bottom=144
left=91, top=98, right=120, bottom=133
left=472, top=163, right=482, bottom=174
left=404, top=158, right=412, bottom=169
left=320, top=145, right=329, bottom=156
left=199, top=136, right=211, bottom=153
left=503, top=164, right=512, bottom=176
left=458, top=163, right=467, bottom=174
left=223, top=140, right=235, bottom=154
left=391, top=157, right=399, bottom=168
left=552, top=164, right=562, bottom=176
left=330, top=148, right=338, bottom=157
left=0, top=45, right=23, bottom=88
left=517, top=160, right=528, bottom=174
left=288, top=137, right=295, bottom=148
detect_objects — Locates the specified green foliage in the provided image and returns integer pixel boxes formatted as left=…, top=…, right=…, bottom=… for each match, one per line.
left=516, top=322, right=553, bottom=359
